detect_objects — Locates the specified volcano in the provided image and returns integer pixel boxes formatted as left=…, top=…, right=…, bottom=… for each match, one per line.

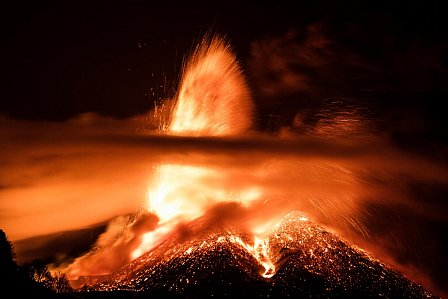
left=63, top=36, right=439, bottom=298
left=78, top=212, right=433, bottom=298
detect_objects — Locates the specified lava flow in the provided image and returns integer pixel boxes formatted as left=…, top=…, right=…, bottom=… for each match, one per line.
left=81, top=212, right=431, bottom=298
left=65, top=35, right=438, bottom=297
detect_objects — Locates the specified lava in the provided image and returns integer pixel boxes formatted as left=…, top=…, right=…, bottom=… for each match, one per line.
left=169, top=35, right=253, bottom=136
left=130, top=36, right=263, bottom=263
left=83, top=212, right=432, bottom=298
left=229, top=235, right=276, bottom=278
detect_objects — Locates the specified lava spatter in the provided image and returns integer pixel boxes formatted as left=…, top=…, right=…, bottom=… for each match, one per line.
left=85, top=213, right=433, bottom=298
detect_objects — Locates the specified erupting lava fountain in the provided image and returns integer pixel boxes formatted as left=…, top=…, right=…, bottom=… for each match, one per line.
left=70, top=36, right=435, bottom=298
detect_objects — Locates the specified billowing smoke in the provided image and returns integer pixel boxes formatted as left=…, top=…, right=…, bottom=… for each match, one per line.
left=66, top=212, right=159, bottom=277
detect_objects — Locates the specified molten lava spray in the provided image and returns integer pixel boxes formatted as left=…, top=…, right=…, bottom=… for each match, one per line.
left=132, top=36, right=275, bottom=273
left=169, top=36, right=253, bottom=136
left=66, top=36, right=276, bottom=279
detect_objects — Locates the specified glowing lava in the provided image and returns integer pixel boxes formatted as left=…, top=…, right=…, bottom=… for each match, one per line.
left=87, top=212, right=431, bottom=298
left=229, top=235, right=276, bottom=278
left=130, top=36, right=265, bottom=267
left=169, top=36, right=253, bottom=136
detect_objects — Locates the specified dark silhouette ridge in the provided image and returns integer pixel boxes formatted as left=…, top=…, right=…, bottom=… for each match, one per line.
left=0, top=229, right=72, bottom=298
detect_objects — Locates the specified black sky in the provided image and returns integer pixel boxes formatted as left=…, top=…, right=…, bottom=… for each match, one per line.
left=1, top=1, right=447, bottom=133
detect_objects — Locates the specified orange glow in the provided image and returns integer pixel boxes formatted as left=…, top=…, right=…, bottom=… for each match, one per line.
left=131, top=36, right=260, bottom=260
left=147, top=165, right=212, bottom=222
left=131, top=224, right=172, bottom=260
left=169, top=36, right=253, bottom=136
left=229, top=235, right=276, bottom=278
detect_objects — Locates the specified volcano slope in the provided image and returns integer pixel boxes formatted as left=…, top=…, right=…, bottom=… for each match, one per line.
left=84, top=212, right=434, bottom=298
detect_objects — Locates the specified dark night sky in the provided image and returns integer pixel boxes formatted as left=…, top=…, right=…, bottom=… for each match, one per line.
left=0, top=0, right=295, bottom=120
left=2, top=0, right=448, bottom=296
left=1, top=1, right=447, bottom=134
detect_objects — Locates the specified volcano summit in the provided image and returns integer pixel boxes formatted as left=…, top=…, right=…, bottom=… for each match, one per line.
left=75, top=212, right=433, bottom=298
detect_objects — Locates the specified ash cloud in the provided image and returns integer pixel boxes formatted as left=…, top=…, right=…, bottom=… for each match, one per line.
left=65, top=212, right=159, bottom=277
left=0, top=114, right=153, bottom=241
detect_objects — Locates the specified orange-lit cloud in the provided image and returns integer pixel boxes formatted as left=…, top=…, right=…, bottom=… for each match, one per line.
left=1, top=112, right=447, bottom=240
